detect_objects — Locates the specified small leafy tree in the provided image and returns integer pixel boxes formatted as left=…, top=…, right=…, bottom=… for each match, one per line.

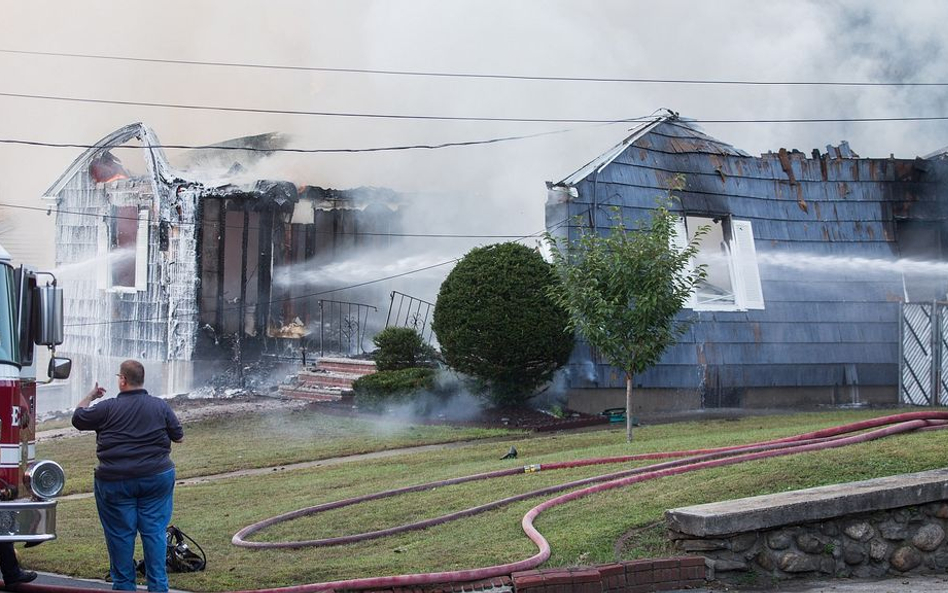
left=545, top=195, right=706, bottom=441
left=432, top=242, right=573, bottom=407
left=372, top=327, right=436, bottom=371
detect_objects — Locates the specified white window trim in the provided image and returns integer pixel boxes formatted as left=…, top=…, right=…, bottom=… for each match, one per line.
left=730, top=219, right=764, bottom=310
left=671, top=218, right=697, bottom=309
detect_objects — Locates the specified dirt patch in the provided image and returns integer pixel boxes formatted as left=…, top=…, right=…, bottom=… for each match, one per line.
left=165, top=393, right=311, bottom=422
left=307, top=396, right=610, bottom=432
left=163, top=392, right=608, bottom=432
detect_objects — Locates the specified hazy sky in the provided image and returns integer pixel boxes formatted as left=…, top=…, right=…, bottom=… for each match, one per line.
left=2, top=0, right=948, bottom=270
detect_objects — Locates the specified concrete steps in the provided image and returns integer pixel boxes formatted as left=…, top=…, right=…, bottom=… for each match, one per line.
left=279, top=357, right=377, bottom=401
left=316, top=357, right=378, bottom=375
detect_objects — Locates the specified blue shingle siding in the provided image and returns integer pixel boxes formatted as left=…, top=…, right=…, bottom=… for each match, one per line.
left=549, top=117, right=948, bottom=406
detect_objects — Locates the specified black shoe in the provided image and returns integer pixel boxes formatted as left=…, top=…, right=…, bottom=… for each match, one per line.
left=4, top=570, right=37, bottom=587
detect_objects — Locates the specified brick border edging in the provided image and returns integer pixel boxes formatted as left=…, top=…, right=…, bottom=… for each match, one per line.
left=512, top=557, right=707, bottom=593
left=333, top=557, right=708, bottom=593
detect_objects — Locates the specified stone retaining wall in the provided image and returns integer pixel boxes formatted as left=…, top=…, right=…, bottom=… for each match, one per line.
left=665, top=469, right=948, bottom=585
left=671, top=501, right=948, bottom=582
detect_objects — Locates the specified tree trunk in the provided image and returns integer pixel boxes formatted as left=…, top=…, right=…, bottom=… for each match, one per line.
left=625, top=372, right=634, bottom=442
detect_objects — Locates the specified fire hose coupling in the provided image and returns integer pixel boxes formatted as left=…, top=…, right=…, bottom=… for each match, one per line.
left=523, top=464, right=542, bottom=473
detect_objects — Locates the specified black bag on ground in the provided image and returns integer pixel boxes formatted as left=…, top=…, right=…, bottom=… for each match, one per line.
left=136, top=525, right=207, bottom=576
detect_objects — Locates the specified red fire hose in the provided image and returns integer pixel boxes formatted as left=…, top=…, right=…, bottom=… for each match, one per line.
left=15, top=411, right=948, bottom=593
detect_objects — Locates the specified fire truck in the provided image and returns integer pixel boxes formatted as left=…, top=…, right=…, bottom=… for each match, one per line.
left=0, top=243, right=70, bottom=544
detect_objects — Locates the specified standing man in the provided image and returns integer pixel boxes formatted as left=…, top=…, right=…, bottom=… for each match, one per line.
left=72, top=360, right=184, bottom=592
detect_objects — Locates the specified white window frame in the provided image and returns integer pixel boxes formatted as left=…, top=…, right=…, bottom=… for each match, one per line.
left=673, top=216, right=764, bottom=311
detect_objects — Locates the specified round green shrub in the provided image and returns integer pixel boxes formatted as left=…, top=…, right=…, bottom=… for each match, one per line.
left=431, top=242, right=573, bottom=407
left=352, top=367, right=436, bottom=412
left=372, top=327, right=436, bottom=371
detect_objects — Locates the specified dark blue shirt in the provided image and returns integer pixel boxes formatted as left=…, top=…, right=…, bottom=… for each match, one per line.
left=71, top=389, right=184, bottom=481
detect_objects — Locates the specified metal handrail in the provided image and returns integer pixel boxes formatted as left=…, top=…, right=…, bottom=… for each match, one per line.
left=386, top=291, right=435, bottom=343
left=317, top=299, right=377, bottom=357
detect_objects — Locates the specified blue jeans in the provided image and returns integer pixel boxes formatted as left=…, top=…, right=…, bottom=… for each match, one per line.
left=94, top=468, right=175, bottom=592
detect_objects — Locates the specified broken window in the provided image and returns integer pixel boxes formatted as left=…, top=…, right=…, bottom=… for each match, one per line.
left=89, top=152, right=130, bottom=184
left=97, top=207, right=149, bottom=292
left=674, top=216, right=764, bottom=311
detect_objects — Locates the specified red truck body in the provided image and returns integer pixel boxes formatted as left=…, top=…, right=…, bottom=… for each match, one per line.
left=0, top=245, right=69, bottom=543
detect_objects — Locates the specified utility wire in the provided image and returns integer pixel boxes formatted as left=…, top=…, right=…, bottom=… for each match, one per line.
left=3, top=91, right=948, bottom=124
left=0, top=91, right=647, bottom=124
left=698, top=116, right=948, bottom=124
left=0, top=202, right=532, bottom=239
left=63, top=213, right=568, bottom=329
left=65, top=257, right=461, bottom=328
left=0, top=124, right=592, bottom=153
left=2, top=48, right=946, bottom=87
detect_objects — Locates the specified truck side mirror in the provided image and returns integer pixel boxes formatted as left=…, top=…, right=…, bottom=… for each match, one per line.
left=32, top=285, right=64, bottom=347
left=48, top=357, right=71, bottom=380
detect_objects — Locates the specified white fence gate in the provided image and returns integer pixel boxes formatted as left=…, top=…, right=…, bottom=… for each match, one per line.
left=899, top=302, right=948, bottom=406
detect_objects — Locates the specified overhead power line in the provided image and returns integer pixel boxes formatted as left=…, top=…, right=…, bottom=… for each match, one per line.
left=64, top=257, right=461, bottom=328
left=698, top=116, right=948, bottom=124
left=0, top=124, right=593, bottom=153
left=0, top=91, right=639, bottom=123
left=2, top=91, right=947, bottom=126
left=0, top=202, right=531, bottom=239
left=2, top=48, right=946, bottom=87
left=62, top=214, right=568, bottom=329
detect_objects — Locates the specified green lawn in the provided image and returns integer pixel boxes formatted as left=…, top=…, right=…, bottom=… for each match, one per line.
left=25, top=408, right=948, bottom=592
left=39, top=409, right=516, bottom=496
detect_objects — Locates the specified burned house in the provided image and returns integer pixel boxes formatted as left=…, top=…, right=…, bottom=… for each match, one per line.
left=42, top=122, right=402, bottom=405
left=547, top=112, right=948, bottom=415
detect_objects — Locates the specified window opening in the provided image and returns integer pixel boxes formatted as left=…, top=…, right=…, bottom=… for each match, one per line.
left=675, top=215, right=764, bottom=311
left=111, top=206, right=139, bottom=288
left=98, top=207, right=149, bottom=292
left=686, top=216, right=735, bottom=307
